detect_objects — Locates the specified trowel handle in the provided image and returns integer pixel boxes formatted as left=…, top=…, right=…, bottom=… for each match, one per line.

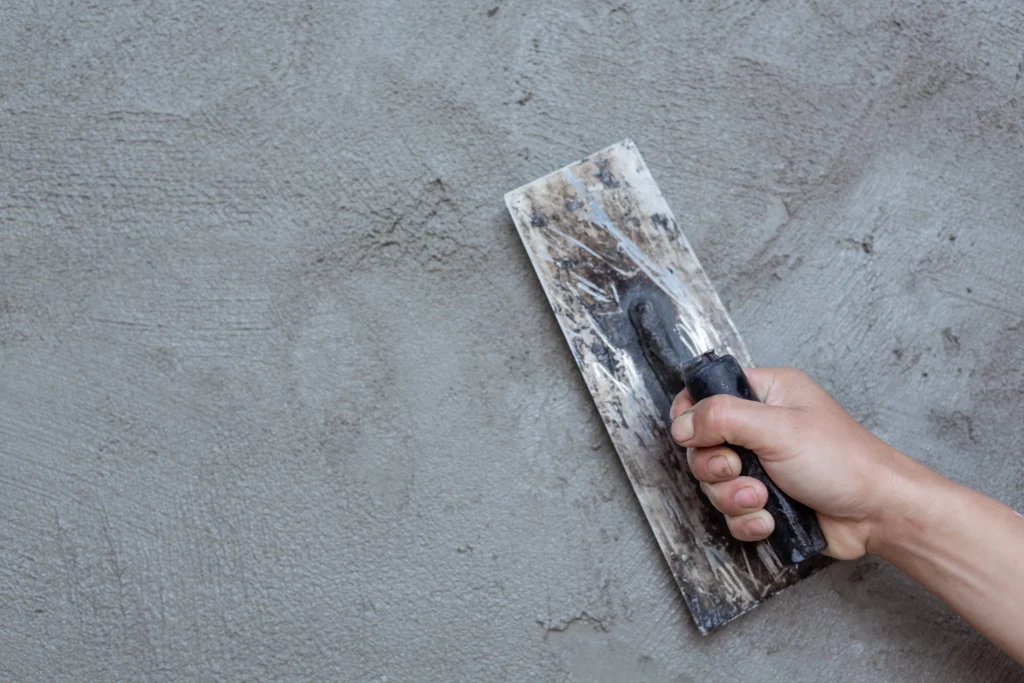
left=682, top=352, right=828, bottom=565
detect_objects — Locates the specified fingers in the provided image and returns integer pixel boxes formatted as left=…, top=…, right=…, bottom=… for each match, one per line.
left=699, top=476, right=768, bottom=517
left=700, top=476, right=775, bottom=542
left=725, top=509, right=775, bottom=542
left=670, top=366, right=809, bottom=546
left=670, top=389, right=695, bottom=421
left=670, top=367, right=806, bottom=421
left=686, top=445, right=742, bottom=483
left=671, top=393, right=792, bottom=452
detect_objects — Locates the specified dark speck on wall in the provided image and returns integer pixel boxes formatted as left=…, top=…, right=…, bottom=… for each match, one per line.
left=942, top=327, right=961, bottom=350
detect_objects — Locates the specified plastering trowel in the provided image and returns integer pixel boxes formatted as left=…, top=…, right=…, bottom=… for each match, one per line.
left=504, top=140, right=829, bottom=633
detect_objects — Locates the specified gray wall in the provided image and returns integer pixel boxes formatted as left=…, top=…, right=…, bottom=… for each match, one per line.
left=2, top=1, right=1022, bottom=680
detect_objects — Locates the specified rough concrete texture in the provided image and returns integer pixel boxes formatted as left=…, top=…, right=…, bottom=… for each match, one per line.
left=1, top=1, right=1023, bottom=680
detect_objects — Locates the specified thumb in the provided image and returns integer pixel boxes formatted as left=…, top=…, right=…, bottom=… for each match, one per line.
left=670, top=394, right=791, bottom=454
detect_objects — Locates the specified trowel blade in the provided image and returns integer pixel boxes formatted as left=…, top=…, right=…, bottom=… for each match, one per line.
left=505, top=139, right=828, bottom=634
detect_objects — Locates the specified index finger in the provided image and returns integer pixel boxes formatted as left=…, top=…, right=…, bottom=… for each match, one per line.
left=669, top=367, right=779, bottom=420
left=670, top=389, right=695, bottom=420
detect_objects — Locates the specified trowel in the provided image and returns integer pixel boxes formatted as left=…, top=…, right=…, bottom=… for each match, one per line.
left=505, top=140, right=829, bottom=634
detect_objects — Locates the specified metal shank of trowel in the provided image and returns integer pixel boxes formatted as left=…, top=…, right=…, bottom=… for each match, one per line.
left=629, top=300, right=828, bottom=564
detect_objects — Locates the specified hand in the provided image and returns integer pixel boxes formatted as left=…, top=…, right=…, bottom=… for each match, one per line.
left=673, top=367, right=1024, bottom=663
left=669, top=367, right=906, bottom=559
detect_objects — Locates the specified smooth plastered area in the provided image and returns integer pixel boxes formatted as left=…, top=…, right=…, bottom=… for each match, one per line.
left=2, top=2, right=1023, bottom=681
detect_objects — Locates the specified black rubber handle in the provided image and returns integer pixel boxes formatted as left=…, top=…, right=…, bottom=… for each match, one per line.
left=682, top=352, right=827, bottom=564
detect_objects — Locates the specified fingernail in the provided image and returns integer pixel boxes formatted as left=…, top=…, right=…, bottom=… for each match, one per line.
left=709, top=455, right=731, bottom=478
left=734, top=487, right=759, bottom=509
left=671, top=411, right=694, bottom=444
left=747, top=517, right=769, bottom=536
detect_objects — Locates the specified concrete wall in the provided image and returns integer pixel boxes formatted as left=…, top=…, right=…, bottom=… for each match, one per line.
left=2, top=1, right=1022, bottom=680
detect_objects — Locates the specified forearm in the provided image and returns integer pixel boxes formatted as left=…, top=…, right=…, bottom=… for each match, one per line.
left=869, top=454, right=1024, bottom=663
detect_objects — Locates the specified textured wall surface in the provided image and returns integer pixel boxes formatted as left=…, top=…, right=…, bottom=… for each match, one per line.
left=2, top=1, right=1023, bottom=680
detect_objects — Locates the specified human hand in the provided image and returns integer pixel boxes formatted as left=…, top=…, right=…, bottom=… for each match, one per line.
left=670, top=368, right=907, bottom=559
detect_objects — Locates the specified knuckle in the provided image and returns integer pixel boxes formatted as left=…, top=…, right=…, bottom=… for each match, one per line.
left=700, top=481, right=722, bottom=509
left=781, top=367, right=811, bottom=386
left=692, top=459, right=711, bottom=482
left=709, top=444, right=738, bottom=461
left=702, top=446, right=738, bottom=480
left=726, top=511, right=773, bottom=541
left=692, top=454, right=711, bottom=479
left=699, top=394, right=732, bottom=433
left=725, top=515, right=748, bottom=539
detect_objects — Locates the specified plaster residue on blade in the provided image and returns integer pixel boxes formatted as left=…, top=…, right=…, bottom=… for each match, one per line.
left=505, top=140, right=824, bottom=633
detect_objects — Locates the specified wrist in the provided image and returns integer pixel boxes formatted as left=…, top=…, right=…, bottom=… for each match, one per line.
left=864, top=450, right=950, bottom=559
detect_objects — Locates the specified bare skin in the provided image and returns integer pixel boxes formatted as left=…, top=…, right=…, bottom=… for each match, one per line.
left=670, top=367, right=1024, bottom=664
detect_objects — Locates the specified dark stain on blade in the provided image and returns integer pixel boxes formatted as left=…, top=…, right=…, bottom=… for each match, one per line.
left=594, top=157, right=620, bottom=188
